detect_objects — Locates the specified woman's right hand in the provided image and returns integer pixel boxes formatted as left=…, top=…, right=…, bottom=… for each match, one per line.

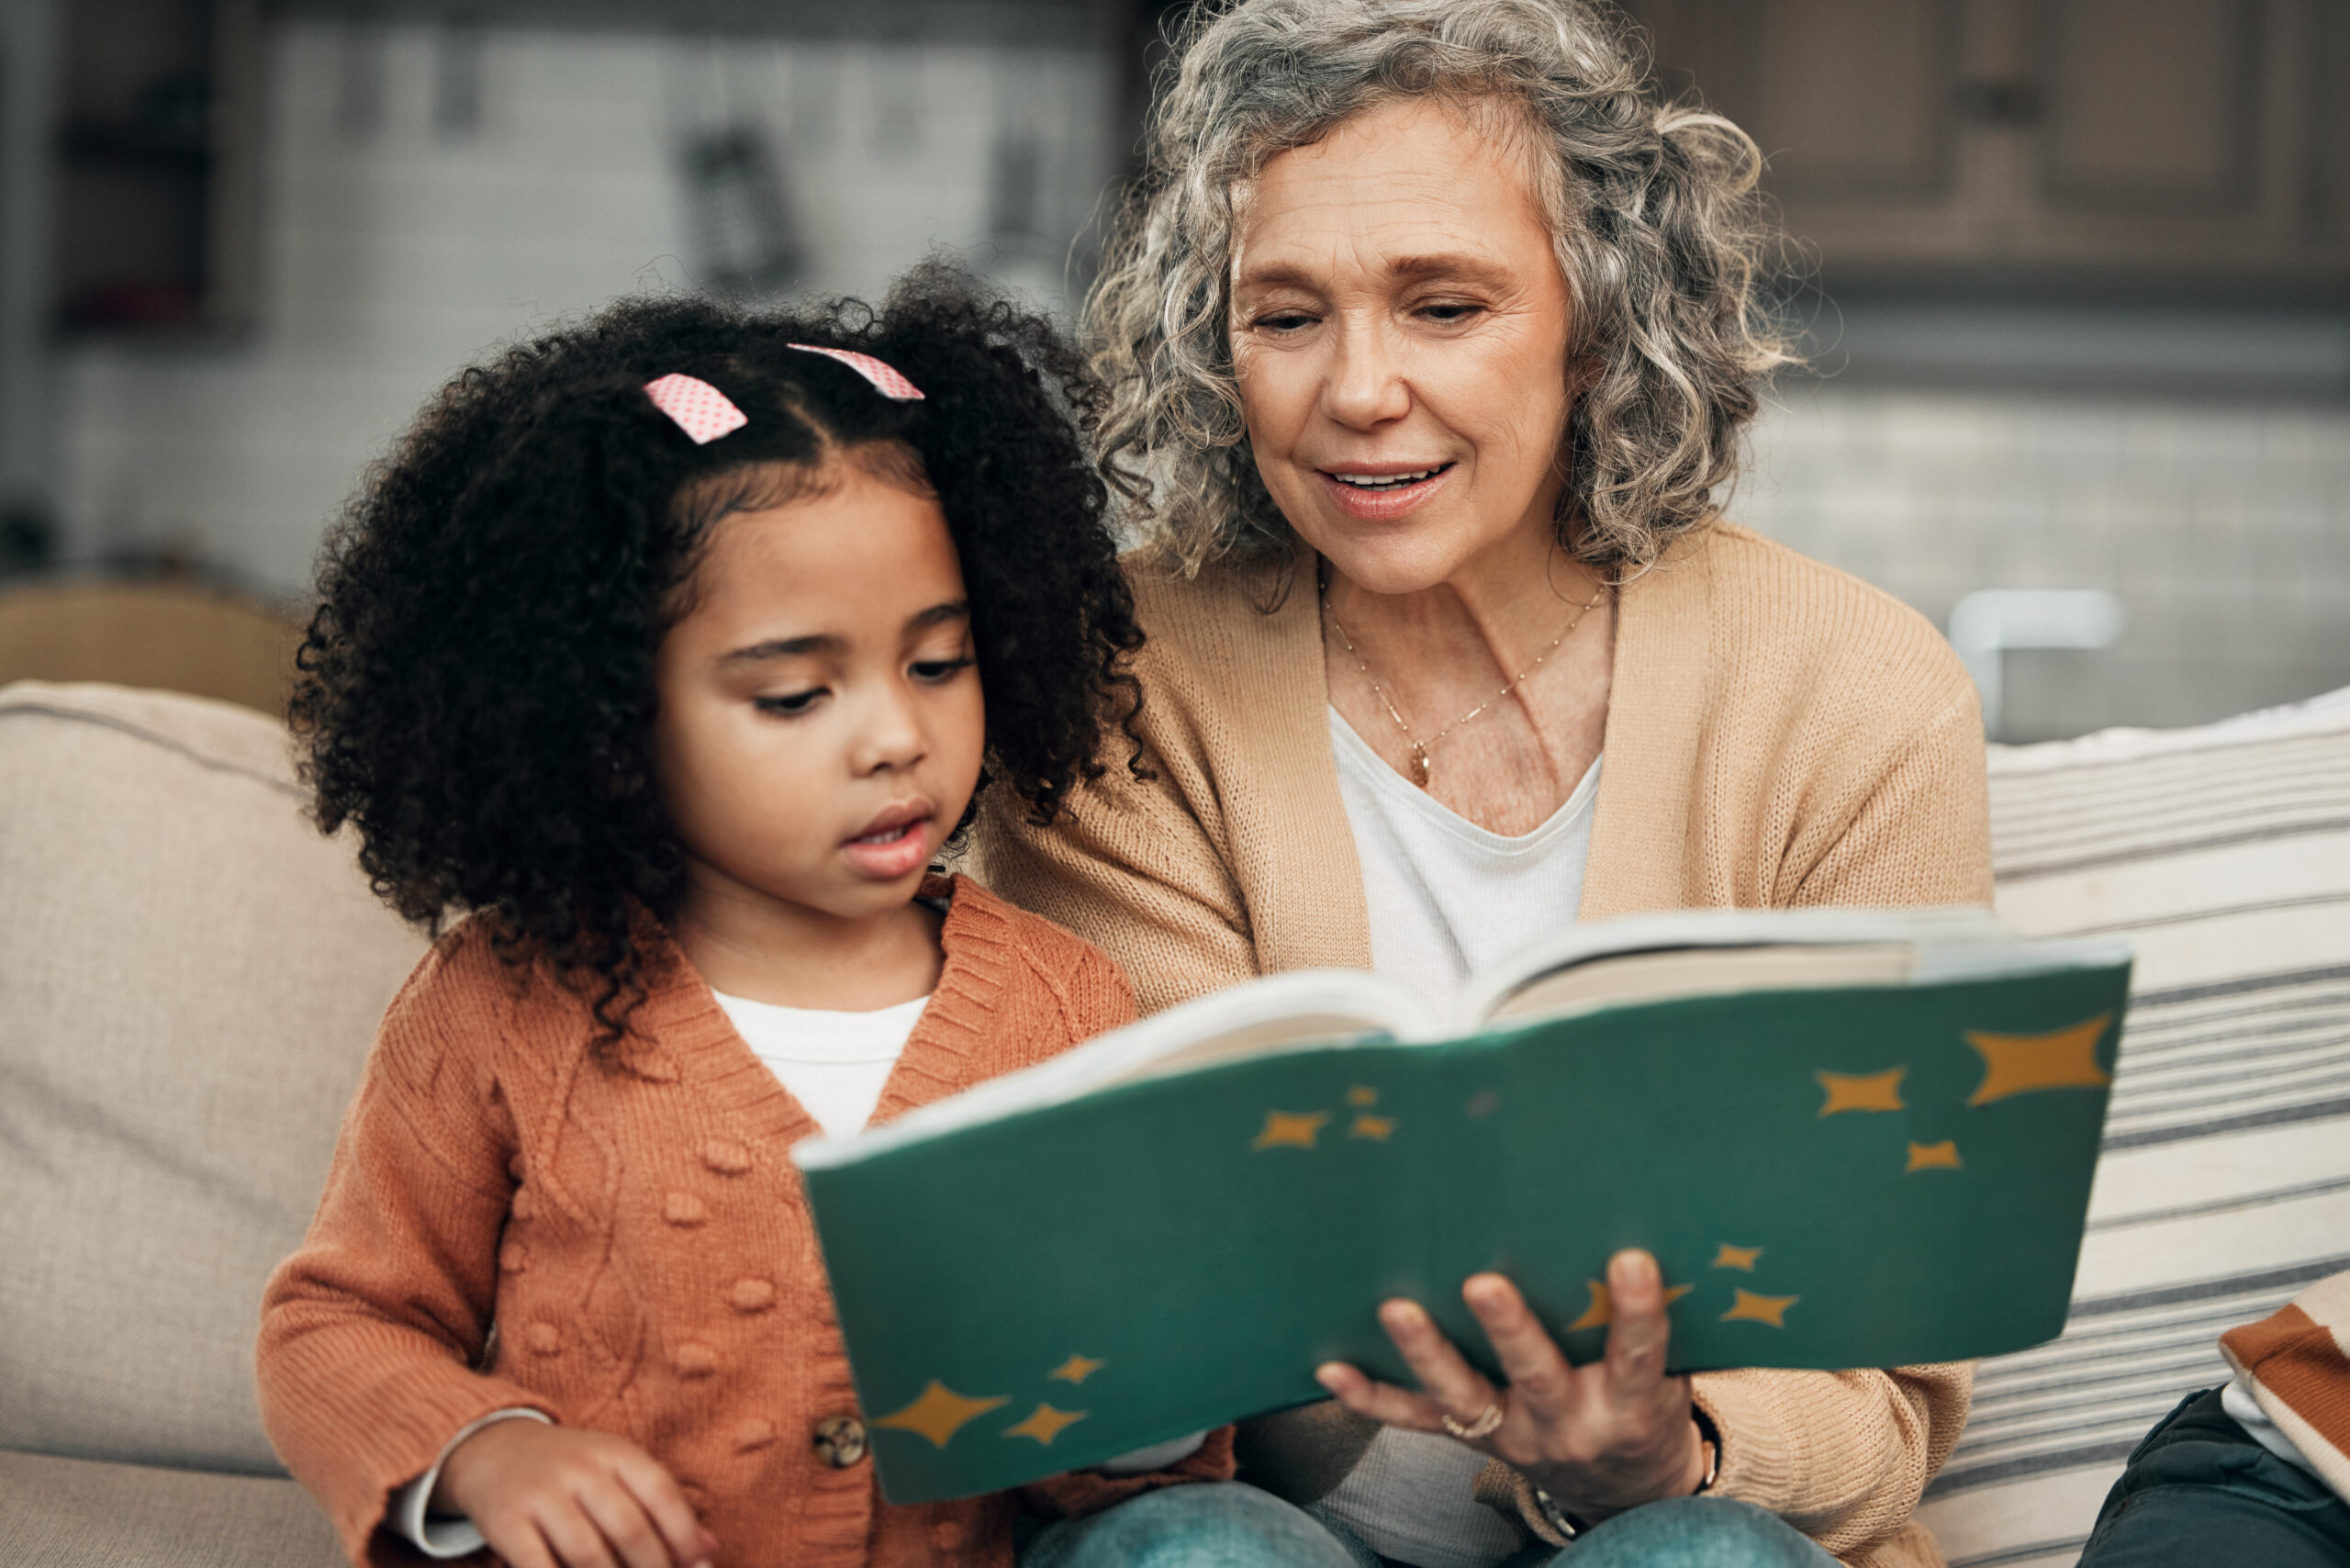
left=435, top=1419, right=717, bottom=1568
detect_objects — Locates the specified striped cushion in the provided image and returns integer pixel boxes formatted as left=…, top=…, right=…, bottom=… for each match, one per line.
left=1914, top=685, right=2350, bottom=1568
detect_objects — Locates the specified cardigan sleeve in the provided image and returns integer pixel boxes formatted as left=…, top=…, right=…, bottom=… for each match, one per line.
left=255, top=956, right=557, bottom=1568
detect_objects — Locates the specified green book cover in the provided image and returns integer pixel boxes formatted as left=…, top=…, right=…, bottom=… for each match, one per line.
left=795, top=908, right=2130, bottom=1504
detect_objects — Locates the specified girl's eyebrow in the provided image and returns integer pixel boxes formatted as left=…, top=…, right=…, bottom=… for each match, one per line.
left=722, top=634, right=835, bottom=664
left=720, top=602, right=967, bottom=664
left=907, top=600, right=970, bottom=632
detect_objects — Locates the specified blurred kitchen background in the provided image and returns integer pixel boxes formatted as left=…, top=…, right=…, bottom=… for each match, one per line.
left=0, top=0, right=2343, bottom=738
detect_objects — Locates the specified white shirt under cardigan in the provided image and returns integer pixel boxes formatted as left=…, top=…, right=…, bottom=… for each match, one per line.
left=1316, top=709, right=1602, bottom=1568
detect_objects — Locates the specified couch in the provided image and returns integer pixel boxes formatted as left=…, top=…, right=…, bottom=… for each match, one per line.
left=3, top=677, right=2345, bottom=1568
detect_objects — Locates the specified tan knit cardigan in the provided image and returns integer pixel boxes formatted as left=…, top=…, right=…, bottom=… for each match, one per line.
left=974, top=521, right=1992, bottom=1568
left=257, top=875, right=1232, bottom=1568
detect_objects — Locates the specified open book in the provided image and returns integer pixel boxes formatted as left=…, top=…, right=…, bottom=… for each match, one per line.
left=794, top=907, right=2131, bottom=1503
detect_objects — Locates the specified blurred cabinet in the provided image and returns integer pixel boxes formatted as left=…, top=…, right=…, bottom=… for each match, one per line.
left=1634, top=0, right=2350, bottom=295
left=51, top=0, right=261, bottom=331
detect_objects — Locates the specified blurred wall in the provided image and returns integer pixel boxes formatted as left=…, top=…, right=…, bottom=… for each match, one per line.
left=1742, top=379, right=2350, bottom=741
left=50, top=17, right=1118, bottom=594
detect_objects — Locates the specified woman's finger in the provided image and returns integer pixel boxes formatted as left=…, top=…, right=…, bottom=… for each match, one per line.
left=1460, top=1273, right=1577, bottom=1415
left=1315, top=1361, right=1449, bottom=1432
left=1600, top=1249, right=1675, bottom=1389
left=483, top=1521, right=560, bottom=1568
left=1374, top=1298, right=1505, bottom=1423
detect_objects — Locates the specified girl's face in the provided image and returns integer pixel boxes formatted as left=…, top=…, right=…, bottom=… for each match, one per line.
left=650, top=459, right=985, bottom=934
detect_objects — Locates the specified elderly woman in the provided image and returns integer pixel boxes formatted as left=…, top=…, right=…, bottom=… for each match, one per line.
left=985, top=2, right=1987, bottom=1566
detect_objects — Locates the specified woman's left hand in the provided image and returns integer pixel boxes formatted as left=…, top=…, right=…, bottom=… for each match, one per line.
left=1315, top=1249, right=1707, bottom=1521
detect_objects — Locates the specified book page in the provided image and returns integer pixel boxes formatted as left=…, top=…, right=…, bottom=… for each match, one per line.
left=1482, top=942, right=1917, bottom=1025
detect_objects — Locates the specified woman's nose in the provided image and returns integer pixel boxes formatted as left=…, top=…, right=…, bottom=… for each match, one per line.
left=1323, top=316, right=1411, bottom=430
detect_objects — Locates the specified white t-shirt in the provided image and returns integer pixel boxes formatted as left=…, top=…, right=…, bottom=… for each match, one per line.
left=711, top=990, right=927, bottom=1138
left=1318, top=708, right=1600, bottom=1568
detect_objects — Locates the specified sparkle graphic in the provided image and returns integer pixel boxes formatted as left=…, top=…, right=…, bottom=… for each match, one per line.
left=1348, top=1086, right=1379, bottom=1106
left=1710, top=1244, right=1763, bottom=1271
left=1350, top=1114, right=1396, bottom=1140
left=1046, top=1354, right=1105, bottom=1385
left=1003, top=1403, right=1088, bottom=1445
left=1816, top=1068, right=1908, bottom=1116
left=1721, top=1289, right=1799, bottom=1327
left=874, top=1382, right=1010, bottom=1448
left=1563, top=1278, right=1695, bottom=1331
left=1252, top=1110, right=1333, bottom=1150
left=1906, top=1140, right=1963, bottom=1171
left=1966, top=1014, right=2114, bottom=1105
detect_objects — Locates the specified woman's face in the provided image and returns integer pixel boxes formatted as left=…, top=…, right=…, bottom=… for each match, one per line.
left=1229, top=96, right=1577, bottom=596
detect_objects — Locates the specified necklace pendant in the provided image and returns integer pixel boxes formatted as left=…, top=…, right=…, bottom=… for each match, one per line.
left=1408, top=744, right=1431, bottom=789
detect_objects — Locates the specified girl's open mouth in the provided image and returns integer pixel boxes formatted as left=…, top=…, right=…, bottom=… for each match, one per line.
left=841, top=806, right=934, bottom=880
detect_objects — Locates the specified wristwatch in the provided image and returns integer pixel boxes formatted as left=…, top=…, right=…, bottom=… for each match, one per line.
left=1530, top=1410, right=1720, bottom=1541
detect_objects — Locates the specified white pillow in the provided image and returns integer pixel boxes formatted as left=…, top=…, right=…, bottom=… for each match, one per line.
left=1916, top=685, right=2350, bottom=1568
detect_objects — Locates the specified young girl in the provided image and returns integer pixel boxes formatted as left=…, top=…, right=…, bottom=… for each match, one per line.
left=254, top=268, right=1240, bottom=1568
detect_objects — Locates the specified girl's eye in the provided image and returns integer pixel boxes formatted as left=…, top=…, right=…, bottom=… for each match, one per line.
left=754, top=689, right=825, bottom=715
left=911, top=656, right=976, bottom=684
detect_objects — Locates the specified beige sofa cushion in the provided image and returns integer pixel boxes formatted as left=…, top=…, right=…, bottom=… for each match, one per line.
left=0, top=1450, right=340, bottom=1568
left=0, top=681, right=428, bottom=1474
left=1915, top=684, right=2350, bottom=1568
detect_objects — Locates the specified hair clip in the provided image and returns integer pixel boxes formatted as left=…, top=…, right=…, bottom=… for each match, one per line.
left=643, top=374, right=748, bottom=444
left=786, top=344, right=925, bottom=401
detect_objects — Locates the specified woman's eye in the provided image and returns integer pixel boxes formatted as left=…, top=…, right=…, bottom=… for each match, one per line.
left=911, top=656, right=976, bottom=683
left=1254, top=310, right=1316, bottom=332
left=754, top=689, right=825, bottom=715
left=1420, top=301, right=1482, bottom=323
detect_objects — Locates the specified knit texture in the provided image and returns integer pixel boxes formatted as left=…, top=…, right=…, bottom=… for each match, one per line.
left=2221, top=1269, right=2350, bottom=1504
left=256, top=874, right=1232, bottom=1568
left=974, top=521, right=1991, bottom=1568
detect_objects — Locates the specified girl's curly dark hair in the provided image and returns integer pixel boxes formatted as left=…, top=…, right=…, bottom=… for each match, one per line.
left=293, top=263, right=1144, bottom=1041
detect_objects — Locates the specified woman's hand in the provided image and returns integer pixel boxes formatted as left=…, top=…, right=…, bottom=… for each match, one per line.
left=435, top=1419, right=719, bottom=1568
left=1315, top=1249, right=1707, bottom=1521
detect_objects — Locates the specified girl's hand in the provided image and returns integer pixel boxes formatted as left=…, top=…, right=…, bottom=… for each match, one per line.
left=435, top=1419, right=719, bottom=1568
left=1315, top=1249, right=1707, bottom=1521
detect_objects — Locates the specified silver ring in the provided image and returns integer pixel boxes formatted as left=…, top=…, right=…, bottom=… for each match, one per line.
left=1440, top=1400, right=1505, bottom=1441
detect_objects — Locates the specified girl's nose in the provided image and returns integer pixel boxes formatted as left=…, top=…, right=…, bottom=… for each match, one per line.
left=1324, top=316, right=1411, bottom=430
left=850, top=684, right=928, bottom=775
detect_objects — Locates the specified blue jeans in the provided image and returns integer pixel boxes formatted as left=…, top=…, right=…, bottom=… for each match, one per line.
left=1019, top=1483, right=1839, bottom=1568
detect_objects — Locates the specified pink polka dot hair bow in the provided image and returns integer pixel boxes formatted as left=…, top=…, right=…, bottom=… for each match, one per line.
left=643, top=347, right=924, bottom=446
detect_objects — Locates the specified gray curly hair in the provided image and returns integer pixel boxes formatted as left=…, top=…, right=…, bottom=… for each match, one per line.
left=1085, top=0, right=1796, bottom=578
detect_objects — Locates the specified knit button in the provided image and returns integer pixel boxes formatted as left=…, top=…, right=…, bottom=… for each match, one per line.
left=510, top=1187, right=537, bottom=1221
left=812, top=1416, right=867, bottom=1468
left=663, top=1192, right=709, bottom=1226
left=508, top=1153, right=527, bottom=1182
left=498, top=1239, right=528, bottom=1273
left=522, top=1322, right=563, bottom=1356
left=733, top=1418, right=776, bottom=1452
left=701, top=1138, right=753, bottom=1175
left=673, top=1341, right=718, bottom=1379
left=625, top=1049, right=679, bottom=1083
left=729, top=1278, right=776, bottom=1313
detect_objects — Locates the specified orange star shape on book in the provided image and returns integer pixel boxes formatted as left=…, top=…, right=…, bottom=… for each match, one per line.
left=1046, top=1354, right=1105, bottom=1384
left=1721, top=1289, right=1799, bottom=1327
left=874, top=1382, right=1010, bottom=1448
left=1252, top=1110, right=1331, bottom=1150
left=1966, top=1014, right=2113, bottom=1105
left=1003, top=1403, right=1088, bottom=1445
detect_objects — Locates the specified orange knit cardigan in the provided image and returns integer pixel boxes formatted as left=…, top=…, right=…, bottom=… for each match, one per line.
left=257, top=874, right=1233, bottom=1568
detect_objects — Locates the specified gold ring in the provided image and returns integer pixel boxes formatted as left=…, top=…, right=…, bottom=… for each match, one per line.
left=1440, top=1401, right=1505, bottom=1441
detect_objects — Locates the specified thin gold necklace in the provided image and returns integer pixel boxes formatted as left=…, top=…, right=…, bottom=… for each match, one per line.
left=1322, top=580, right=1608, bottom=790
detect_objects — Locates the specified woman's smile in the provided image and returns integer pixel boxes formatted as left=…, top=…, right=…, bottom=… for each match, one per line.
left=1317, top=461, right=1459, bottom=521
